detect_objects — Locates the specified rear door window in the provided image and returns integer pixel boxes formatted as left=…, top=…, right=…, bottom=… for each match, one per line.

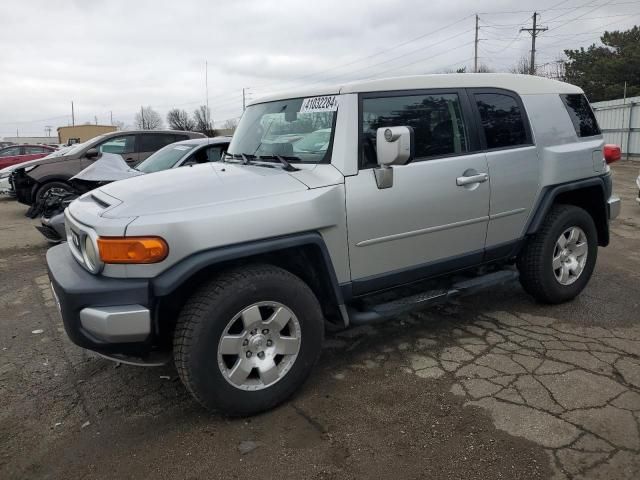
left=139, top=134, right=179, bottom=152
left=361, top=92, right=470, bottom=167
left=98, top=135, right=136, bottom=154
left=24, top=146, right=50, bottom=154
left=473, top=92, right=529, bottom=149
left=560, top=94, right=601, bottom=138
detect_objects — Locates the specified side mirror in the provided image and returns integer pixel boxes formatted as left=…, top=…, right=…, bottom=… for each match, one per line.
left=85, top=148, right=100, bottom=159
left=374, top=126, right=414, bottom=189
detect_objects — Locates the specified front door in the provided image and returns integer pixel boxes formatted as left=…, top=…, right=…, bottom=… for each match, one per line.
left=345, top=90, right=490, bottom=294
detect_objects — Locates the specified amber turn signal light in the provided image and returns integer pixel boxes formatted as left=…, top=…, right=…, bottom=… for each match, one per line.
left=97, top=236, right=169, bottom=264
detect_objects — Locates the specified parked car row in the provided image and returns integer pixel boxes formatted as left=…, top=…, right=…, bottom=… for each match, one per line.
left=35, top=136, right=231, bottom=242
left=42, top=73, right=623, bottom=416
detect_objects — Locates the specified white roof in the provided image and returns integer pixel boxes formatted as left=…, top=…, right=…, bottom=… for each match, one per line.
left=249, top=73, right=583, bottom=105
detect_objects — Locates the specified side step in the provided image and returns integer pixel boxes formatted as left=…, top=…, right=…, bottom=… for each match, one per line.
left=348, top=269, right=519, bottom=325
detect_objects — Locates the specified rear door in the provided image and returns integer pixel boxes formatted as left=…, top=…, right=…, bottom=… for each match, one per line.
left=94, top=135, right=138, bottom=165
left=345, top=89, right=490, bottom=293
left=23, top=146, right=52, bottom=162
left=468, top=89, right=539, bottom=257
left=137, top=133, right=181, bottom=161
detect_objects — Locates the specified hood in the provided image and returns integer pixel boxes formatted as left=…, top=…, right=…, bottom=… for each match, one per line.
left=7, top=153, right=75, bottom=172
left=99, top=162, right=309, bottom=218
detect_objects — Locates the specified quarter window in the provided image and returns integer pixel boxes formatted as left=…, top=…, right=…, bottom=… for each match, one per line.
left=361, top=93, right=469, bottom=166
left=474, top=93, right=528, bottom=149
left=139, top=134, right=178, bottom=152
left=560, top=94, right=601, bottom=138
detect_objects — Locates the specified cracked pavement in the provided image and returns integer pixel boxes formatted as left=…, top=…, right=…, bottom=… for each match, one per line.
left=1, top=162, right=639, bottom=479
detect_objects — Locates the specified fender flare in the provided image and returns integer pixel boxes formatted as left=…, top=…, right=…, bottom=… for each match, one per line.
left=525, top=175, right=610, bottom=244
left=151, top=232, right=348, bottom=324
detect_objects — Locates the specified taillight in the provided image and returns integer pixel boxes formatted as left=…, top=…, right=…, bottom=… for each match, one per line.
left=604, top=144, right=621, bottom=164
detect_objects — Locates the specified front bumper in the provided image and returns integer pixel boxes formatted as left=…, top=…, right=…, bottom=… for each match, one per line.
left=46, top=244, right=155, bottom=356
left=11, top=170, right=35, bottom=205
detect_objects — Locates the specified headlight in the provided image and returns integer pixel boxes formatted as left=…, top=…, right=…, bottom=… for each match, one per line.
left=82, top=235, right=102, bottom=273
left=24, top=166, right=37, bottom=173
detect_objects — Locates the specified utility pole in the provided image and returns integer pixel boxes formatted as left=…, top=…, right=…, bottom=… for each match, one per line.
left=474, top=14, right=479, bottom=73
left=110, top=111, right=113, bottom=125
left=45, top=125, right=52, bottom=137
left=94, top=116, right=98, bottom=125
left=242, top=88, right=246, bottom=111
left=520, top=12, right=547, bottom=75
left=71, top=101, right=75, bottom=126
left=140, top=106, right=145, bottom=129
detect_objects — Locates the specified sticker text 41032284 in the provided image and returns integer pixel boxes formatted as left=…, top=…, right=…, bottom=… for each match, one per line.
left=299, top=96, right=339, bottom=113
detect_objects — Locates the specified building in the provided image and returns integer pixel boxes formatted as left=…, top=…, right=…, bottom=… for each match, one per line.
left=57, top=125, right=117, bottom=145
left=592, top=96, right=640, bottom=160
left=1, top=136, right=58, bottom=145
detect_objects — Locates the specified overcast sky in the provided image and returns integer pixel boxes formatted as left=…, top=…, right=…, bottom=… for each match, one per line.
left=0, top=0, right=637, bottom=138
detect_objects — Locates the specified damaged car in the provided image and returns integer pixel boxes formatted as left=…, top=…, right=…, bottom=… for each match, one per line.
left=11, top=130, right=205, bottom=206
left=35, top=137, right=231, bottom=242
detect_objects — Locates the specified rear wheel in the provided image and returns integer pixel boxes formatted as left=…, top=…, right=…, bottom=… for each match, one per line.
left=173, top=264, right=324, bottom=415
left=517, top=204, right=598, bottom=304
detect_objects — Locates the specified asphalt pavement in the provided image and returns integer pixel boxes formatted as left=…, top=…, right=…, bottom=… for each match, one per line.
left=1, top=162, right=639, bottom=479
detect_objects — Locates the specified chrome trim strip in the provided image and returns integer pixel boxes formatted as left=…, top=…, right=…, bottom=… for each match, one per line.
left=356, top=216, right=489, bottom=247
left=489, top=207, right=527, bottom=220
left=607, top=196, right=621, bottom=220
left=80, top=305, right=151, bottom=343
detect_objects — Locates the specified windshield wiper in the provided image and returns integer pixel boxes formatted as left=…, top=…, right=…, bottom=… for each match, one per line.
left=256, top=155, right=300, bottom=172
left=224, top=152, right=256, bottom=165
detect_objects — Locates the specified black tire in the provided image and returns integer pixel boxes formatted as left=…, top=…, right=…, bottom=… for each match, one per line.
left=173, top=264, right=324, bottom=416
left=34, top=181, right=71, bottom=204
left=517, top=204, right=598, bottom=304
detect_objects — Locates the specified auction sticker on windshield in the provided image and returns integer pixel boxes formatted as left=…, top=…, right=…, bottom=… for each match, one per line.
left=300, top=96, right=339, bottom=113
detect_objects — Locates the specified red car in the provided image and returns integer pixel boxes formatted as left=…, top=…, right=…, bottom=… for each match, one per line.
left=0, top=144, right=56, bottom=169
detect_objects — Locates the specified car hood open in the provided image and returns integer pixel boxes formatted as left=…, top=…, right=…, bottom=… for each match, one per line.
left=98, top=162, right=309, bottom=218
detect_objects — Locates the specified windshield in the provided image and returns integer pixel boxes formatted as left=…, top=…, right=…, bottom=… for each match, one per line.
left=135, top=143, right=195, bottom=173
left=227, top=96, right=337, bottom=164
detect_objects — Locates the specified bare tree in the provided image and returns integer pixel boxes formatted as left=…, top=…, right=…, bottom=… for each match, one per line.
left=476, top=63, right=494, bottom=73
left=166, top=108, right=195, bottom=131
left=222, top=118, right=238, bottom=131
left=135, top=106, right=163, bottom=130
left=443, top=64, right=493, bottom=74
left=193, top=105, right=214, bottom=136
left=113, top=120, right=127, bottom=131
left=510, top=56, right=532, bottom=75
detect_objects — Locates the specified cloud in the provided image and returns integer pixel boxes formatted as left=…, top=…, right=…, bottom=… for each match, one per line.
left=0, top=0, right=637, bottom=135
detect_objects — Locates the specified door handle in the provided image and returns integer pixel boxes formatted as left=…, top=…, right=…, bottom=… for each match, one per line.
left=456, top=173, right=489, bottom=186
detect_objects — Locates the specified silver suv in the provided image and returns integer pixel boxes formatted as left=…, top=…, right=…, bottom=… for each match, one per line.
left=46, top=74, right=621, bottom=415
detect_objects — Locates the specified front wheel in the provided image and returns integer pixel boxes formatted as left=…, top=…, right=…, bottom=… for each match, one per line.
left=173, top=264, right=324, bottom=415
left=517, top=204, right=598, bottom=304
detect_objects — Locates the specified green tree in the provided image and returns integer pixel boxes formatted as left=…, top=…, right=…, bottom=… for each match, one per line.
left=564, top=26, right=640, bottom=102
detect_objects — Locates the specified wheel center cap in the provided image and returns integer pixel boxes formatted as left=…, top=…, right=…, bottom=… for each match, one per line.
left=249, top=334, right=266, bottom=351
